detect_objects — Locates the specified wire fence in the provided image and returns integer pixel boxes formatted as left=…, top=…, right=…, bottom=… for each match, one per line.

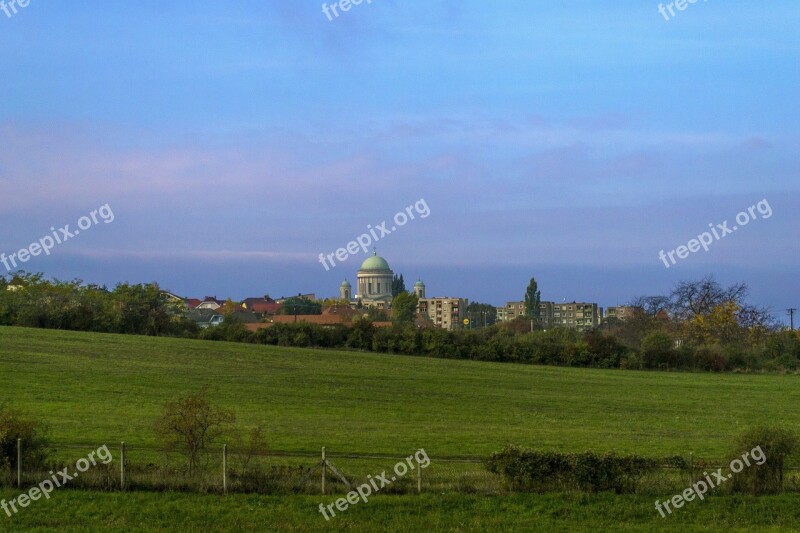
left=4, top=441, right=800, bottom=496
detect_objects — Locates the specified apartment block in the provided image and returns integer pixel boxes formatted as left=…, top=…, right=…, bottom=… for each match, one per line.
left=546, top=301, right=601, bottom=331
left=496, top=301, right=553, bottom=327
left=418, top=297, right=468, bottom=331
left=503, top=301, right=526, bottom=321
left=604, top=306, right=641, bottom=322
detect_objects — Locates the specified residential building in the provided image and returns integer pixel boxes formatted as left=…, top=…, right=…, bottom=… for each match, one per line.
left=605, top=306, right=641, bottom=322
left=187, top=309, right=224, bottom=328
left=502, top=301, right=526, bottom=321
left=547, top=301, right=601, bottom=331
left=196, top=296, right=225, bottom=310
left=241, top=297, right=282, bottom=315
left=418, top=297, right=467, bottom=331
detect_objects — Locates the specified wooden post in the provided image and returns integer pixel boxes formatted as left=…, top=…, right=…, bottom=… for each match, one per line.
left=16, top=438, right=21, bottom=488
left=120, top=442, right=126, bottom=490
left=223, top=444, right=228, bottom=494
left=417, top=462, right=422, bottom=493
left=321, top=447, right=326, bottom=495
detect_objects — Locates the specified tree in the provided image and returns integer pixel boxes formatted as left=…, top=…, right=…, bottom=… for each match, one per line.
left=467, top=302, right=497, bottom=328
left=641, top=331, right=675, bottom=369
left=391, top=292, right=419, bottom=324
left=0, top=405, right=49, bottom=472
left=279, top=296, right=321, bottom=315
left=222, top=298, right=237, bottom=314
left=669, top=276, right=748, bottom=322
left=154, top=385, right=235, bottom=473
left=730, top=427, right=798, bottom=495
left=392, top=274, right=406, bottom=298
left=524, top=278, right=541, bottom=320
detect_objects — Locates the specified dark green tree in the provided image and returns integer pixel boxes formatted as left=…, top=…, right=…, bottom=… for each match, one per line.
left=392, top=292, right=419, bottom=324
left=391, top=274, right=406, bottom=297
left=279, top=296, right=321, bottom=315
left=524, top=278, right=541, bottom=320
left=467, top=302, right=497, bottom=328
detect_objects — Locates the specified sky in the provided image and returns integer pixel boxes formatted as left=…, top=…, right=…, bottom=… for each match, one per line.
left=0, top=1, right=798, bottom=319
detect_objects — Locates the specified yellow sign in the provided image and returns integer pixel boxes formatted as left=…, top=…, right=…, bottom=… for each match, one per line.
left=463, top=319, right=470, bottom=325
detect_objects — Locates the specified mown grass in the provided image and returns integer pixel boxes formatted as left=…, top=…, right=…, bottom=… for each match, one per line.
left=1, top=326, right=799, bottom=460
left=2, top=490, right=800, bottom=532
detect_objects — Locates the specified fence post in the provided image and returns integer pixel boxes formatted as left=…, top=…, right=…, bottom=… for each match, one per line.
left=321, top=447, right=326, bottom=495
left=120, top=442, right=126, bottom=490
left=16, top=438, right=21, bottom=488
left=417, top=461, right=422, bottom=493
left=223, top=444, right=228, bottom=494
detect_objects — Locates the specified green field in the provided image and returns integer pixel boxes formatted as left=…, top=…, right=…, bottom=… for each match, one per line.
left=1, top=326, right=798, bottom=459
left=3, top=325, right=800, bottom=531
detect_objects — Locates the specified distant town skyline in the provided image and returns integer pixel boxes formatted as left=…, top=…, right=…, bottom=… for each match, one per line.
left=0, top=1, right=797, bottom=322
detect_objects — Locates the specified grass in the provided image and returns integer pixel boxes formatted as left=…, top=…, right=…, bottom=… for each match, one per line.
left=4, top=325, right=800, bottom=531
left=1, top=325, right=799, bottom=459
left=2, top=490, right=800, bottom=532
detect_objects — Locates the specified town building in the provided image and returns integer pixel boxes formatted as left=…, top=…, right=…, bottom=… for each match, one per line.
left=604, top=306, right=641, bottom=322
left=418, top=297, right=467, bottom=331
left=547, top=302, right=601, bottom=331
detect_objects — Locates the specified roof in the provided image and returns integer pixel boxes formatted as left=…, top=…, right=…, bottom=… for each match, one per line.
left=185, top=298, right=202, bottom=309
left=245, top=318, right=393, bottom=331
left=359, top=250, right=391, bottom=271
left=187, top=309, right=223, bottom=323
left=241, top=298, right=282, bottom=314
left=322, top=304, right=359, bottom=318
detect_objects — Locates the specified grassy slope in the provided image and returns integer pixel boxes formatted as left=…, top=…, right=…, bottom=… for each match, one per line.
left=4, top=326, right=800, bottom=532
left=1, top=326, right=799, bottom=459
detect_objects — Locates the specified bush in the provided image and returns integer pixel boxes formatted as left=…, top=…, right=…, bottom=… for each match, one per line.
left=641, top=331, right=675, bottom=369
left=486, top=444, right=658, bottom=493
left=729, top=426, right=798, bottom=495
left=0, top=406, right=49, bottom=474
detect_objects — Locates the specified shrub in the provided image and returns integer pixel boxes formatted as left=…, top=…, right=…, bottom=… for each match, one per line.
left=729, top=426, right=798, bottom=495
left=486, top=444, right=658, bottom=493
left=0, top=405, right=49, bottom=474
left=641, top=331, right=676, bottom=369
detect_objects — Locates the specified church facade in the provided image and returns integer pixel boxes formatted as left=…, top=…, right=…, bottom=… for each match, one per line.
left=340, top=250, right=396, bottom=309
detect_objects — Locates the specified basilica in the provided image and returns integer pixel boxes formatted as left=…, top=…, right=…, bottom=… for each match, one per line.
left=339, top=250, right=425, bottom=309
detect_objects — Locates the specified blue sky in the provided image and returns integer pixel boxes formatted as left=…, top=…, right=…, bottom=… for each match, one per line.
left=0, top=1, right=798, bottom=317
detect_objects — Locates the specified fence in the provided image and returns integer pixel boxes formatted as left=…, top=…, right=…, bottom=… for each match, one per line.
left=2, top=441, right=497, bottom=496
left=4, top=440, right=800, bottom=496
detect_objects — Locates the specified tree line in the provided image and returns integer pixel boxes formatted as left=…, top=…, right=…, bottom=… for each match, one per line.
left=1, top=272, right=798, bottom=372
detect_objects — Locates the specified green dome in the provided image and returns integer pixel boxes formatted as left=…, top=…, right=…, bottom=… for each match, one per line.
left=340, top=280, right=351, bottom=287
left=414, top=280, right=425, bottom=287
left=360, top=253, right=391, bottom=271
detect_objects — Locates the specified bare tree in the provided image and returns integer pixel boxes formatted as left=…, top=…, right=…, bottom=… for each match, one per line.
left=154, top=385, right=235, bottom=473
left=668, top=276, right=748, bottom=321
left=628, top=296, right=671, bottom=317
